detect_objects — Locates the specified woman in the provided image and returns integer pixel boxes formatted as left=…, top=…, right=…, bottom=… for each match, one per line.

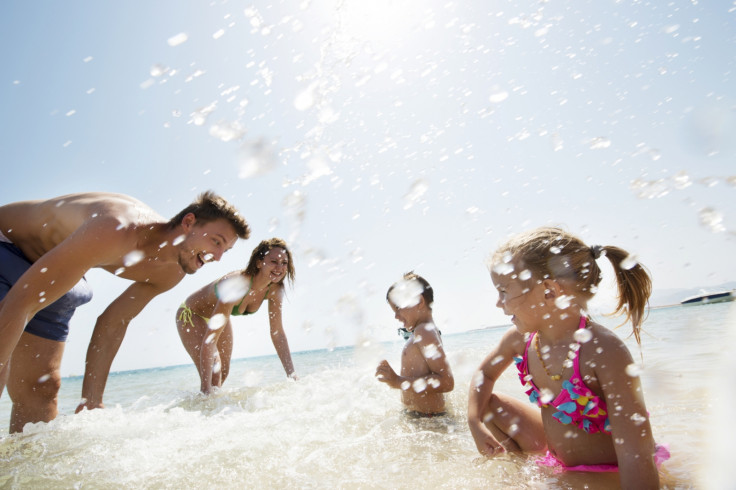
left=177, top=238, right=296, bottom=393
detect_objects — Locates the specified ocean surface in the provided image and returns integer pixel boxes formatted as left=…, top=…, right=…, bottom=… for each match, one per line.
left=1, top=302, right=734, bottom=489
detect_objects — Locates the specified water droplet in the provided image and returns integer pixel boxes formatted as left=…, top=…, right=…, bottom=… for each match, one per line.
left=37, top=374, right=51, bottom=383
left=167, top=32, right=188, bottom=47
left=519, top=269, right=532, bottom=281
left=630, top=412, right=647, bottom=425
left=554, top=295, right=572, bottom=309
left=294, top=82, right=318, bottom=111
left=492, top=262, right=514, bottom=275
left=400, top=380, right=411, bottom=391
left=428, top=378, right=440, bottom=389
left=573, top=328, right=593, bottom=343
left=422, top=344, right=440, bottom=360
left=698, top=207, right=725, bottom=233
left=539, top=388, right=554, bottom=404
left=412, top=378, right=427, bottom=393
left=550, top=246, right=561, bottom=254
left=388, top=277, right=424, bottom=308
left=589, top=137, right=611, bottom=149
left=403, top=179, right=428, bottom=209
left=238, top=138, right=279, bottom=178
left=204, top=333, right=216, bottom=345
left=209, top=120, right=245, bottom=142
left=625, top=363, right=643, bottom=377
left=489, top=91, right=509, bottom=103
left=620, top=254, right=639, bottom=270
left=123, top=250, right=144, bottom=267
left=208, top=314, right=227, bottom=330
left=217, top=276, right=248, bottom=303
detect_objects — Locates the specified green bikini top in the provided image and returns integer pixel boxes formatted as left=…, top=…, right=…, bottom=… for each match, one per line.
left=214, top=277, right=271, bottom=316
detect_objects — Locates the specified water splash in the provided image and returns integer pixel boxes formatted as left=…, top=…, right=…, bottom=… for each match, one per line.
left=217, top=276, right=249, bottom=303
left=238, top=138, right=279, bottom=178
left=403, top=179, right=428, bottom=210
left=387, top=277, right=424, bottom=308
left=123, top=250, right=144, bottom=267
left=699, top=207, right=725, bottom=233
left=167, top=32, right=188, bottom=47
left=620, top=254, right=639, bottom=270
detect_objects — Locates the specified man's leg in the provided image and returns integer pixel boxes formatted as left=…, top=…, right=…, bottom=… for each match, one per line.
left=7, top=331, right=65, bottom=433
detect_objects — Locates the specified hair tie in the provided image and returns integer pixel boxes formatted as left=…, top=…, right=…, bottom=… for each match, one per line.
left=590, top=245, right=603, bottom=260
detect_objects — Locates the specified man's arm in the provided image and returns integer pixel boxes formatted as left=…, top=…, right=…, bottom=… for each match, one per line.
left=76, top=281, right=166, bottom=411
left=0, top=219, right=125, bottom=372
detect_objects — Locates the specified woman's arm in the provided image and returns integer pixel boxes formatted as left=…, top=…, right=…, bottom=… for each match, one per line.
left=198, top=302, right=232, bottom=394
left=268, top=287, right=296, bottom=378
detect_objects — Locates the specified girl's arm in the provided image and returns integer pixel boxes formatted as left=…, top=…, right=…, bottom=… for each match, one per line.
left=594, top=333, right=660, bottom=489
left=467, top=327, right=523, bottom=455
left=268, top=287, right=296, bottom=378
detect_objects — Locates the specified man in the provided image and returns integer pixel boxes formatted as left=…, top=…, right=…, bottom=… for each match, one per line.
left=0, top=191, right=249, bottom=432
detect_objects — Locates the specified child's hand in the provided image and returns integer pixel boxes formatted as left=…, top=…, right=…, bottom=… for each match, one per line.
left=375, top=360, right=400, bottom=388
left=470, top=424, right=507, bottom=457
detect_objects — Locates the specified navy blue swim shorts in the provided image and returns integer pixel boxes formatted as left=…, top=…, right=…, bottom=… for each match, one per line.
left=0, top=241, right=93, bottom=342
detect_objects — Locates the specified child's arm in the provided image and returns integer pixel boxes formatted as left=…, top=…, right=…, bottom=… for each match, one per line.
left=410, top=324, right=454, bottom=393
left=467, top=327, right=523, bottom=456
left=376, top=325, right=454, bottom=393
left=267, top=288, right=296, bottom=379
left=595, top=333, right=660, bottom=489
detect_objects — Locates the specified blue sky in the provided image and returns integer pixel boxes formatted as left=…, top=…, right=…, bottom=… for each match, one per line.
left=1, top=0, right=734, bottom=376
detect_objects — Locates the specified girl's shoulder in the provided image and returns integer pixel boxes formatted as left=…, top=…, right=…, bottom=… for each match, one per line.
left=582, top=320, right=636, bottom=369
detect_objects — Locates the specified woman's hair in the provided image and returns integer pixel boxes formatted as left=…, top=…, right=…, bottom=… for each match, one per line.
left=386, top=271, right=434, bottom=308
left=243, top=238, right=295, bottom=287
left=493, top=226, right=651, bottom=344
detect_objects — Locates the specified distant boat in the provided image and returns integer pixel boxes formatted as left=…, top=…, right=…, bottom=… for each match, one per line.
left=681, top=290, right=736, bottom=306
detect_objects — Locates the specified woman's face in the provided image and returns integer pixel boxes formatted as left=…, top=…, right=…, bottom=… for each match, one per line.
left=258, top=247, right=289, bottom=283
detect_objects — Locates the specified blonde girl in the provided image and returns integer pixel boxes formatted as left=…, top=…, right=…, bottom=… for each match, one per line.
left=468, top=227, right=668, bottom=489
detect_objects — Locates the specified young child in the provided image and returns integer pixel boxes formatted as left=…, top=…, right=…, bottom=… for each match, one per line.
left=176, top=238, right=297, bottom=394
left=467, top=227, right=668, bottom=489
left=376, top=272, right=454, bottom=416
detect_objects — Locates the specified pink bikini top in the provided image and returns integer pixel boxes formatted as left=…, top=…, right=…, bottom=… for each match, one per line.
left=514, top=317, right=611, bottom=434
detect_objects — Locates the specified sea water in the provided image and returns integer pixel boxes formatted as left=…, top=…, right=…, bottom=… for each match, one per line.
left=1, top=303, right=734, bottom=489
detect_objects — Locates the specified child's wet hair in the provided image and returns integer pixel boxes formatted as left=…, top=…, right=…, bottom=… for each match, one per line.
left=386, top=272, right=434, bottom=308
left=493, top=227, right=651, bottom=344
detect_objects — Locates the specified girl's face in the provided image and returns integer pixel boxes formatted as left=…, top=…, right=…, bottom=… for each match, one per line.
left=490, top=260, right=545, bottom=333
left=258, top=247, right=289, bottom=283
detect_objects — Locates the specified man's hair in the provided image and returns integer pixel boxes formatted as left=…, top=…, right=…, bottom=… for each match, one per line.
left=168, top=191, right=250, bottom=239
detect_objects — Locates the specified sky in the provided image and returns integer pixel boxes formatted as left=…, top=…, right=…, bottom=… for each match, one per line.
left=1, top=0, right=734, bottom=377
